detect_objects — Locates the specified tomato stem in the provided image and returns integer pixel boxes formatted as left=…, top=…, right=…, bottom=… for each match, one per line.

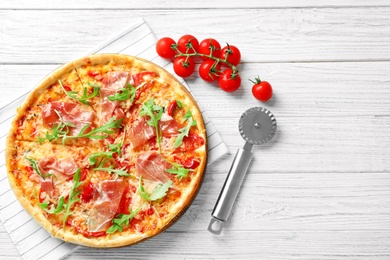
left=174, top=49, right=238, bottom=75
left=249, top=76, right=262, bottom=84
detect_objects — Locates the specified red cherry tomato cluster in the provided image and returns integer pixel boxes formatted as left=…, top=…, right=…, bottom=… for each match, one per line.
left=156, top=35, right=274, bottom=101
left=156, top=35, right=242, bottom=92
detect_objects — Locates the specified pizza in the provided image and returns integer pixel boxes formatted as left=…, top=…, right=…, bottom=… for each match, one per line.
left=5, top=54, right=207, bottom=247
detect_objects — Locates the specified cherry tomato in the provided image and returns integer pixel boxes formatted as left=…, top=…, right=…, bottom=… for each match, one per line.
left=156, top=37, right=177, bottom=59
left=117, top=186, right=133, bottom=214
left=218, top=69, right=241, bottom=92
left=251, top=77, right=273, bottom=102
left=175, top=132, right=205, bottom=152
left=198, top=60, right=221, bottom=82
left=79, top=168, right=89, bottom=181
left=174, top=156, right=200, bottom=169
left=167, top=100, right=179, bottom=116
left=198, top=38, right=221, bottom=60
left=177, top=34, right=199, bottom=54
left=173, top=56, right=195, bottom=77
left=220, top=44, right=241, bottom=66
left=81, top=182, right=95, bottom=203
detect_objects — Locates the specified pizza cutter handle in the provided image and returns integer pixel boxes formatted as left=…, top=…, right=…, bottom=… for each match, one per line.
left=208, top=147, right=253, bottom=234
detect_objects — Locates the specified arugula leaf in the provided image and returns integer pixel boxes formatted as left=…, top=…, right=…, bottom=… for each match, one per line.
left=166, top=162, right=192, bottom=179
left=174, top=109, right=197, bottom=148
left=138, top=176, right=173, bottom=201
left=88, top=151, right=114, bottom=166
left=107, top=83, right=137, bottom=102
left=39, top=196, right=65, bottom=214
left=59, top=79, right=100, bottom=105
left=25, top=157, right=52, bottom=179
left=37, top=110, right=75, bottom=144
left=64, top=117, right=123, bottom=143
left=93, top=166, right=131, bottom=178
left=62, top=169, right=82, bottom=227
left=39, top=201, right=50, bottom=210
left=176, top=100, right=183, bottom=109
left=140, top=98, right=163, bottom=152
left=150, top=181, right=173, bottom=201
left=108, top=141, right=123, bottom=157
left=106, top=208, right=141, bottom=234
left=38, top=117, right=122, bottom=145
left=37, top=123, right=64, bottom=144
left=88, top=131, right=125, bottom=166
left=138, top=176, right=150, bottom=201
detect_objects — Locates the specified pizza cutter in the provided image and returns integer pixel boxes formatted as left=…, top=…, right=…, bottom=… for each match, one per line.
left=208, top=107, right=277, bottom=234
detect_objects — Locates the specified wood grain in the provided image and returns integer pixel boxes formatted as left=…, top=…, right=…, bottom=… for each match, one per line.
left=2, top=8, right=390, bottom=63
left=2, top=62, right=390, bottom=116
left=1, top=0, right=390, bottom=9
left=1, top=2, right=390, bottom=259
left=68, top=231, right=390, bottom=259
left=2, top=62, right=389, bottom=173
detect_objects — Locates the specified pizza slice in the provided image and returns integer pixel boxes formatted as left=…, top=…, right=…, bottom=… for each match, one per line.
left=73, top=56, right=158, bottom=127
left=10, top=63, right=112, bottom=147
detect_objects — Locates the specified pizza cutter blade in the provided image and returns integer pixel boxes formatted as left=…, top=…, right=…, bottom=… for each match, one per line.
left=208, top=107, right=277, bottom=234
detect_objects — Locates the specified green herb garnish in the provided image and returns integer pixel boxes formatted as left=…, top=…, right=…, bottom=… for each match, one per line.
left=25, top=157, right=52, bottom=179
left=93, top=166, right=131, bottom=178
left=38, top=117, right=122, bottom=145
left=140, top=98, right=163, bottom=152
left=166, top=162, right=192, bottom=179
left=88, top=151, right=115, bottom=166
left=59, top=80, right=100, bottom=105
left=68, top=117, right=122, bottom=140
left=88, top=131, right=125, bottom=166
left=39, top=196, right=65, bottom=214
left=176, top=100, right=183, bottom=109
left=37, top=110, right=74, bottom=144
left=62, top=169, right=82, bottom=228
left=138, top=176, right=172, bottom=201
left=106, top=208, right=141, bottom=234
left=174, top=109, right=197, bottom=148
left=107, top=83, right=138, bottom=102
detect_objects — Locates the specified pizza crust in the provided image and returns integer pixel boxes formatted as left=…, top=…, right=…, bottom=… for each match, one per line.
left=6, top=54, right=207, bottom=248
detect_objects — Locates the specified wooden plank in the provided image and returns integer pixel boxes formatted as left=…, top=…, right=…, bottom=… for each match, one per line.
left=1, top=62, right=390, bottom=173
left=0, top=226, right=20, bottom=259
left=191, top=62, right=390, bottom=117
left=1, top=170, right=389, bottom=258
left=1, top=0, right=390, bottom=9
left=210, top=115, right=390, bottom=173
left=188, top=172, right=390, bottom=231
left=1, top=8, right=390, bottom=63
left=2, top=62, right=390, bottom=117
left=2, top=227, right=390, bottom=259
left=69, top=230, right=390, bottom=259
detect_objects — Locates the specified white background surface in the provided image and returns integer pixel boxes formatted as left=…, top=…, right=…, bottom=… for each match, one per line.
left=1, top=1, right=390, bottom=259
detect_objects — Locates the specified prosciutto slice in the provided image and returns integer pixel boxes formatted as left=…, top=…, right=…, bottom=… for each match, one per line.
left=127, top=114, right=183, bottom=149
left=38, top=156, right=78, bottom=178
left=38, top=177, right=55, bottom=197
left=101, top=71, right=130, bottom=97
left=87, top=179, right=126, bottom=232
left=100, top=99, right=125, bottom=125
left=100, top=71, right=130, bottom=124
left=159, top=114, right=184, bottom=136
left=127, top=117, right=155, bottom=148
left=37, top=156, right=78, bottom=197
left=41, top=101, right=94, bottom=135
left=135, top=151, right=171, bottom=183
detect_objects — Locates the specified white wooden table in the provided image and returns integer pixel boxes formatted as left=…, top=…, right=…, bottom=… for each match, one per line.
left=1, top=1, right=390, bottom=259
